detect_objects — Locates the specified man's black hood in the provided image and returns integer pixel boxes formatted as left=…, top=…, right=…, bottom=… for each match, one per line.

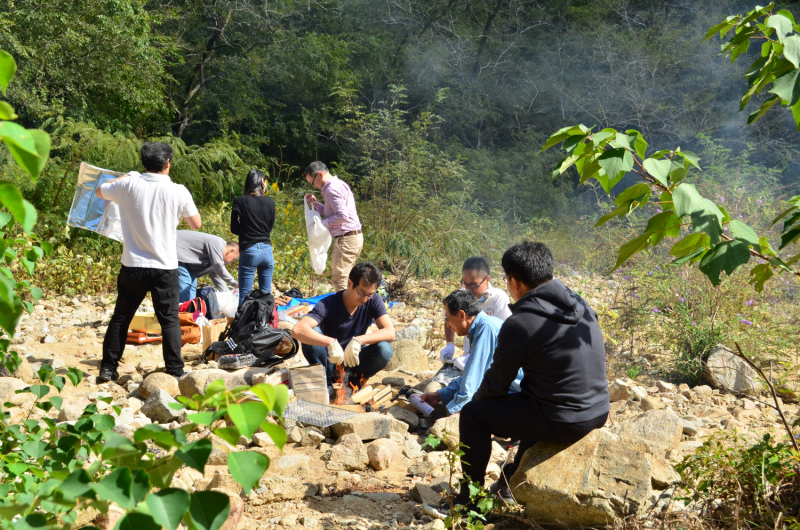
left=509, top=279, right=584, bottom=325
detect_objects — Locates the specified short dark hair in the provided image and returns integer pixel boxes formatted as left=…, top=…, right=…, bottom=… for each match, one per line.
left=243, top=169, right=266, bottom=196
left=225, top=241, right=239, bottom=251
left=443, top=289, right=481, bottom=317
left=462, top=256, right=490, bottom=277
left=140, top=142, right=173, bottom=172
left=349, top=261, right=382, bottom=288
left=304, top=161, right=329, bottom=178
left=501, top=241, right=553, bottom=288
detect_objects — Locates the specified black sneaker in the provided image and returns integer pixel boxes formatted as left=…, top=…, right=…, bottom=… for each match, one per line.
left=489, top=480, right=515, bottom=504
left=97, top=367, right=119, bottom=384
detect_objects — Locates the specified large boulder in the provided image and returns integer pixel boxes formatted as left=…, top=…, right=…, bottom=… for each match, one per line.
left=139, top=372, right=180, bottom=399
left=510, top=428, right=680, bottom=527
left=331, top=412, right=408, bottom=441
left=615, top=409, right=683, bottom=457
left=704, top=345, right=763, bottom=396
left=386, top=339, right=429, bottom=373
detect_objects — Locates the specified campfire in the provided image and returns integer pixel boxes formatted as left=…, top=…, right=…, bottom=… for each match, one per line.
left=331, top=365, right=393, bottom=411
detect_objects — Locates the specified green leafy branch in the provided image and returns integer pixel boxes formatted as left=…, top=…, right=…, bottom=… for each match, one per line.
left=0, top=49, right=52, bottom=337
left=0, top=372, right=287, bottom=530
left=542, top=125, right=799, bottom=289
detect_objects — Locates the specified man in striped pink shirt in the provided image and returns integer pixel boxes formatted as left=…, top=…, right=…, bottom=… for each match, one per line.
left=304, top=161, right=364, bottom=291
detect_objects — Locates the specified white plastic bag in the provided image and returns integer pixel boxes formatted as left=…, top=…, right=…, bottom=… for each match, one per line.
left=215, top=288, right=240, bottom=318
left=304, top=200, right=332, bottom=274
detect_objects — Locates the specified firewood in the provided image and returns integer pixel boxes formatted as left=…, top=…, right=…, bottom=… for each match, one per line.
left=373, top=392, right=394, bottom=407
left=370, top=386, right=392, bottom=403
left=351, top=385, right=375, bottom=403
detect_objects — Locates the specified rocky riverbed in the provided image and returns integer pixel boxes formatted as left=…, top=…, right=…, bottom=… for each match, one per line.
left=0, top=274, right=796, bottom=529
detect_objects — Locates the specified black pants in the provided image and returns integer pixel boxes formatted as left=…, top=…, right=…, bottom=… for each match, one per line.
left=457, top=392, right=608, bottom=502
left=102, top=266, right=184, bottom=375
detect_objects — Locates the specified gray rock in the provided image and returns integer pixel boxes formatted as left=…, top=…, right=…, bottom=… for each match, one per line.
left=386, top=340, right=429, bottom=373
left=366, top=438, right=401, bottom=470
left=382, top=376, right=406, bottom=388
left=430, top=414, right=459, bottom=449
left=403, top=438, right=425, bottom=459
left=178, top=369, right=240, bottom=397
left=640, top=396, right=664, bottom=412
left=407, top=461, right=434, bottom=476
left=608, top=379, right=634, bottom=402
left=510, top=428, right=679, bottom=527
left=331, top=412, right=408, bottom=441
left=273, top=455, right=310, bottom=471
left=253, top=432, right=276, bottom=447
left=704, top=345, right=763, bottom=396
left=395, top=325, right=427, bottom=344
left=324, top=433, right=369, bottom=471
left=58, top=397, right=92, bottom=422
left=680, top=419, right=698, bottom=437
left=140, top=389, right=180, bottom=423
left=288, top=426, right=303, bottom=443
left=250, top=477, right=319, bottom=504
left=300, top=430, right=326, bottom=448
left=411, top=483, right=441, bottom=505
left=387, top=406, right=419, bottom=431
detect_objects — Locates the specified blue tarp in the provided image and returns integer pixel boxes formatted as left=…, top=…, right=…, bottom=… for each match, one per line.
left=277, top=293, right=335, bottom=310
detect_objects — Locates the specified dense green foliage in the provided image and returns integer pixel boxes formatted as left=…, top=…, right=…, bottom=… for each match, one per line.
left=2, top=1, right=800, bottom=292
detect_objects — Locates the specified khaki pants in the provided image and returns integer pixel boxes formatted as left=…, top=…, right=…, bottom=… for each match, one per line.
left=331, top=232, right=363, bottom=291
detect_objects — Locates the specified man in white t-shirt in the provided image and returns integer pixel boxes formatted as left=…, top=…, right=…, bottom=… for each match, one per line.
left=439, top=256, right=512, bottom=364
left=96, top=141, right=201, bottom=383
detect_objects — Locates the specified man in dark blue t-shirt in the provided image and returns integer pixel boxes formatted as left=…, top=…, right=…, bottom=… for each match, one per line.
left=292, top=261, right=396, bottom=387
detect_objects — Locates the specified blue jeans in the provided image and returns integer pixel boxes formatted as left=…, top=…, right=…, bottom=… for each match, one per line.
left=301, top=327, right=393, bottom=386
left=239, top=243, right=274, bottom=306
left=177, top=263, right=197, bottom=303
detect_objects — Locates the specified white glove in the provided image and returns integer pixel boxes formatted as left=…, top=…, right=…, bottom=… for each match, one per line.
left=327, top=340, right=344, bottom=365
left=343, top=337, right=362, bottom=367
left=440, top=342, right=455, bottom=364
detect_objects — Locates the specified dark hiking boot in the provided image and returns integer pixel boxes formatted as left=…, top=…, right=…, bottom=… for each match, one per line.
left=489, top=480, right=515, bottom=504
left=97, top=367, right=119, bottom=384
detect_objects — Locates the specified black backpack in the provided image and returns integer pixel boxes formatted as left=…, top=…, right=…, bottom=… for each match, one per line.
left=203, top=289, right=297, bottom=368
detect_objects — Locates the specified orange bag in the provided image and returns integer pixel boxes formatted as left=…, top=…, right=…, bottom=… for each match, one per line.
left=179, top=313, right=201, bottom=345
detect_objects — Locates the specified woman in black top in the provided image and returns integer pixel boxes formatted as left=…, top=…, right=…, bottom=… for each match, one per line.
left=231, top=169, right=276, bottom=306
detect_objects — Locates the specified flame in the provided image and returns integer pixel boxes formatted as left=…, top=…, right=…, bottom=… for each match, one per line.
left=333, top=364, right=347, bottom=405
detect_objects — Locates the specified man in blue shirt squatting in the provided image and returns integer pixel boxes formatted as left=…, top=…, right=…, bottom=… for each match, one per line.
left=292, top=261, right=396, bottom=390
left=418, top=289, right=522, bottom=418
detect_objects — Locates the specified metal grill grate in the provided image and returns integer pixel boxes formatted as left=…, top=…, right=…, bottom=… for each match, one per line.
left=282, top=400, right=359, bottom=428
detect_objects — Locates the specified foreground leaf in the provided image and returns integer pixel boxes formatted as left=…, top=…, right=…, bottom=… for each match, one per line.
left=699, top=240, right=751, bottom=286
left=146, top=488, right=190, bottom=530
left=189, top=491, right=230, bottom=530
left=227, top=450, right=268, bottom=493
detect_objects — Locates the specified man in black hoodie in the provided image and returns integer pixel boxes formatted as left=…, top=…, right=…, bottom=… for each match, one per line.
left=430, top=241, right=609, bottom=514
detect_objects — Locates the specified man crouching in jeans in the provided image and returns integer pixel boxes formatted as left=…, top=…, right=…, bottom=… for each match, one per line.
left=96, top=141, right=201, bottom=383
left=428, top=241, right=610, bottom=516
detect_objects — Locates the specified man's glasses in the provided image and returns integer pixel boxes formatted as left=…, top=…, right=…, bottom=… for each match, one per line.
left=355, top=288, right=374, bottom=299
left=461, top=276, right=488, bottom=290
